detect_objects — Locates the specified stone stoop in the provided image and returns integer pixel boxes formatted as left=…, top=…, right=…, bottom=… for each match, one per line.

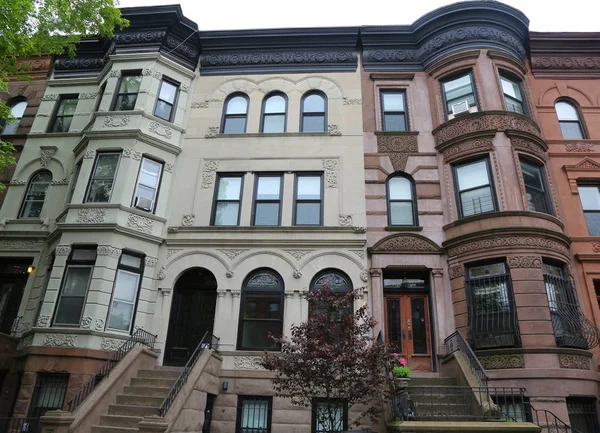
left=90, top=366, right=183, bottom=433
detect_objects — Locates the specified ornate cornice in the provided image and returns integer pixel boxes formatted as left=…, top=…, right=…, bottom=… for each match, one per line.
left=530, top=32, right=600, bottom=78
left=370, top=233, right=442, bottom=254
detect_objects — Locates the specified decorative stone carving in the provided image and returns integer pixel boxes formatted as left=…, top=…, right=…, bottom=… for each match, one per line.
left=231, top=290, right=241, bottom=297
left=201, top=160, right=219, bottom=188
left=79, top=92, right=99, bottom=100
left=40, top=148, right=56, bottom=168
left=191, top=101, right=209, bottom=109
left=507, top=255, right=543, bottom=268
left=43, top=334, right=76, bottom=347
left=350, top=250, right=365, bottom=259
left=442, top=138, right=494, bottom=162
left=360, top=269, right=369, bottom=282
left=531, top=56, right=600, bottom=71
left=42, top=94, right=59, bottom=101
left=104, top=115, right=131, bottom=127
left=343, top=98, right=362, bottom=105
left=114, top=30, right=167, bottom=45
left=377, top=134, right=419, bottom=171
left=593, top=242, right=600, bottom=253
left=352, top=226, right=367, bottom=234
left=83, top=149, right=96, bottom=159
left=322, top=159, right=339, bottom=188
left=565, top=143, right=595, bottom=152
left=233, top=356, right=265, bottom=370
left=181, top=214, right=195, bottom=226
left=0, top=240, right=41, bottom=250
left=145, top=257, right=158, bottom=268
left=328, top=125, right=341, bottom=136
left=131, top=151, right=142, bottom=160
left=180, top=84, right=189, bottom=92
left=338, top=214, right=353, bottom=226
left=479, top=354, right=525, bottom=369
left=55, top=245, right=71, bottom=256
left=356, top=286, right=366, bottom=299
left=371, top=234, right=441, bottom=253
left=558, top=354, right=590, bottom=370
left=100, top=338, right=124, bottom=352
left=97, top=245, right=121, bottom=258
left=293, top=269, right=303, bottom=279
left=511, top=136, right=545, bottom=155
left=95, top=318, right=105, bottom=331
left=166, top=249, right=182, bottom=260
left=449, top=265, right=464, bottom=280
left=217, top=249, right=248, bottom=260
left=76, top=208, right=106, bottom=224
left=149, top=121, right=172, bottom=139
left=109, top=69, right=121, bottom=78
left=126, top=214, right=154, bottom=234
left=284, top=250, right=312, bottom=261
left=165, top=163, right=174, bottom=173
left=167, top=226, right=180, bottom=233
left=36, top=315, right=50, bottom=327
left=165, top=35, right=198, bottom=59
left=21, top=335, right=34, bottom=348
left=448, top=236, right=569, bottom=257
left=157, top=266, right=167, bottom=280
left=9, top=179, right=26, bottom=186
left=141, top=68, right=162, bottom=79
left=205, top=126, right=219, bottom=138
left=226, top=271, right=234, bottom=278
left=51, top=179, right=69, bottom=186
left=80, top=317, right=93, bottom=329
left=217, top=289, right=227, bottom=298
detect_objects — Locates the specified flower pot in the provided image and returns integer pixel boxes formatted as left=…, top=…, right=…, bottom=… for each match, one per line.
left=394, top=376, right=410, bottom=388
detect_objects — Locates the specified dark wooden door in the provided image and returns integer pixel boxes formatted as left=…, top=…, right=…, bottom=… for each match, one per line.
left=0, top=276, right=28, bottom=334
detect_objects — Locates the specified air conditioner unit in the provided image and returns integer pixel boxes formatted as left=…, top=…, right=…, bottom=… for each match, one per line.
left=134, top=196, right=154, bottom=211
left=451, top=100, right=470, bottom=116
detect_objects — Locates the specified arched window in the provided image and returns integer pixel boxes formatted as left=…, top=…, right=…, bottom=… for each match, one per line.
left=1, top=100, right=27, bottom=135
left=20, top=170, right=52, bottom=218
left=238, top=269, right=284, bottom=350
left=301, top=91, right=327, bottom=132
left=310, top=270, right=352, bottom=294
left=261, top=93, right=287, bottom=133
left=555, top=100, right=586, bottom=139
left=387, top=174, right=417, bottom=226
left=222, top=93, right=249, bottom=134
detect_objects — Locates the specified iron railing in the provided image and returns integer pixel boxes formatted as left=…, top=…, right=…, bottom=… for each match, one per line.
left=158, top=331, right=219, bottom=417
left=466, top=274, right=521, bottom=349
left=392, top=386, right=526, bottom=422
left=444, top=330, right=489, bottom=387
left=0, top=417, right=40, bottom=433
left=544, top=274, right=600, bottom=350
left=67, top=328, right=156, bottom=412
left=529, top=404, right=584, bottom=433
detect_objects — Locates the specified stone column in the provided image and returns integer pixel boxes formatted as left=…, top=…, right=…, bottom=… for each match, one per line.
left=283, top=291, right=297, bottom=335
left=370, top=269, right=383, bottom=337
left=431, top=269, right=447, bottom=354
left=39, top=410, right=75, bottom=433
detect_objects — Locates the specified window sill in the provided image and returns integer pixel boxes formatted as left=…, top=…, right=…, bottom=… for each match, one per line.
left=375, top=131, right=419, bottom=137
left=214, top=132, right=331, bottom=138
left=385, top=226, right=423, bottom=232
left=443, top=210, right=564, bottom=231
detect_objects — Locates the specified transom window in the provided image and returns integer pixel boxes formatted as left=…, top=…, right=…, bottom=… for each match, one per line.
left=555, top=100, right=586, bottom=139
left=20, top=170, right=52, bottom=218
left=577, top=185, right=600, bottom=236
left=311, top=270, right=352, bottom=294
left=238, top=270, right=284, bottom=350
left=301, top=92, right=327, bottom=132
left=237, top=397, right=272, bottom=433
left=154, top=78, right=179, bottom=122
left=212, top=175, right=244, bottom=226
left=500, top=74, right=525, bottom=115
left=107, top=252, right=144, bottom=333
left=520, top=159, right=552, bottom=214
left=113, top=72, right=142, bottom=111
left=380, top=90, right=407, bottom=131
left=261, top=93, right=287, bottom=133
left=387, top=174, right=417, bottom=226
left=133, top=157, right=163, bottom=212
left=85, top=152, right=121, bottom=203
left=294, top=174, right=323, bottom=226
left=1, top=100, right=27, bottom=135
left=441, top=72, right=477, bottom=116
left=50, top=96, right=78, bottom=133
left=453, top=158, right=496, bottom=218
left=253, top=175, right=282, bottom=226
left=222, top=94, right=249, bottom=134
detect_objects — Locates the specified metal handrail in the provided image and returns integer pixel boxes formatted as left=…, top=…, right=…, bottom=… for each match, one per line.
left=0, top=416, right=41, bottom=433
left=444, top=330, right=489, bottom=387
left=158, top=331, right=219, bottom=417
left=527, top=403, right=583, bottom=433
left=67, top=328, right=157, bottom=411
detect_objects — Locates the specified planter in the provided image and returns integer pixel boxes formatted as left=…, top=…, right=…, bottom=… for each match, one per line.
left=394, top=376, right=410, bottom=388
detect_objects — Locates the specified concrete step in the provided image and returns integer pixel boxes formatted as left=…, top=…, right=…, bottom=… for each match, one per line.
left=122, top=385, right=171, bottom=398
left=91, top=426, right=138, bottom=433
left=136, top=369, right=181, bottom=380
left=408, top=377, right=458, bottom=387
left=130, top=377, right=177, bottom=389
left=154, top=366, right=184, bottom=372
left=108, top=404, right=158, bottom=417
left=99, top=415, right=143, bottom=428
left=116, top=394, right=164, bottom=407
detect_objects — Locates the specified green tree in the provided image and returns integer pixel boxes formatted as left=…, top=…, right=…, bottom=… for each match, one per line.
left=0, top=0, right=128, bottom=191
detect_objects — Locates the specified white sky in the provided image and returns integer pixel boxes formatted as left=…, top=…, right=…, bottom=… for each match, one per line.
left=118, top=0, right=600, bottom=32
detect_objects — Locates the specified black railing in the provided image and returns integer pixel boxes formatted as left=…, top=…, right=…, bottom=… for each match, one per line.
left=544, top=274, right=600, bottom=350
left=0, top=417, right=40, bottom=433
left=529, top=404, right=584, bottom=433
left=466, top=274, right=521, bottom=349
left=392, top=386, right=526, bottom=422
left=158, top=332, right=219, bottom=417
left=67, top=328, right=156, bottom=412
left=444, top=330, right=489, bottom=387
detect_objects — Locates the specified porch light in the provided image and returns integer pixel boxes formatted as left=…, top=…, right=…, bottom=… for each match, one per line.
left=27, top=265, right=35, bottom=274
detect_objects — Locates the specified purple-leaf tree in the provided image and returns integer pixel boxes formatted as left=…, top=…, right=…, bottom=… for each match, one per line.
left=261, top=287, right=393, bottom=432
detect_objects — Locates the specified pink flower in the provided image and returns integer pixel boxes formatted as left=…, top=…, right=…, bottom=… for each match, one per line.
left=399, top=358, right=407, bottom=366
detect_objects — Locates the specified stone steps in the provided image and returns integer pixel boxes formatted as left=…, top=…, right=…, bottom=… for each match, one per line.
left=99, top=415, right=143, bottom=428
left=91, top=426, right=139, bottom=433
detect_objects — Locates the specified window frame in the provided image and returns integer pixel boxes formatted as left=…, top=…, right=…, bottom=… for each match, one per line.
left=311, top=398, right=348, bottom=433
left=66, top=160, right=83, bottom=204
left=1, top=98, right=27, bottom=135
left=221, top=92, right=250, bottom=134
left=105, top=251, right=145, bottom=334
left=153, top=77, right=180, bottom=122
left=380, top=90, right=409, bottom=132
left=293, top=173, right=324, bottom=226
left=52, top=246, right=97, bottom=327
left=555, top=99, right=587, bottom=140
left=252, top=173, right=283, bottom=226
left=19, top=170, right=52, bottom=219
left=236, top=396, right=273, bottom=433
left=132, top=156, right=164, bottom=213
left=300, top=91, right=328, bottom=133
left=237, top=269, right=285, bottom=351
left=499, top=72, right=527, bottom=116
left=49, top=95, right=78, bottom=133
left=260, top=92, right=288, bottom=133
left=386, top=173, right=418, bottom=226
left=111, top=70, right=142, bottom=111
left=452, top=156, right=498, bottom=219
left=84, top=151, right=122, bottom=203
left=440, top=71, right=479, bottom=119
left=519, top=157, right=552, bottom=215
left=211, top=173, right=245, bottom=226
left=577, top=183, right=600, bottom=236
left=27, top=373, right=69, bottom=419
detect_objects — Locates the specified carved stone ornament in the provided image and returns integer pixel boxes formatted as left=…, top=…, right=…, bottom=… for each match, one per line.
left=352, top=226, right=367, bottom=234
left=293, top=269, right=302, bottom=279
left=191, top=101, right=209, bottom=109
left=593, top=242, right=600, bottom=253
left=104, top=115, right=131, bottom=128
left=180, top=84, right=189, bottom=92
left=371, top=234, right=441, bottom=254
left=377, top=134, right=419, bottom=171
left=51, top=179, right=69, bottom=186
left=114, top=30, right=167, bottom=45
left=40, top=148, right=56, bottom=168
left=479, top=354, right=525, bottom=369
left=328, top=125, right=341, bottom=136
left=109, top=69, right=121, bottom=78
left=284, top=250, right=313, bottom=261
left=338, top=214, right=353, bottom=226
left=201, top=160, right=219, bottom=189
left=360, top=269, right=369, bottom=282
left=531, top=56, right=600, bottom=71
left=149, top=121, right=172, bottom=139
left=558, top=354, right=590, bottom=370
left=166, top=249, right=182, bottom=260
left=343, top=98, right=362, bottom=105
left=83, top=149, right=96, bottom=159
left=200, top=50, right=357, bottom=71
left=507, top=255, right=543, bottom=269
left=233, top=356, right=265, bottom=370
left=449, top=265, right=464, bottom=280
left=205, top=126, right=219, bottom=138
left=21, top=335, right=34, bottom=348
left=43, top=334, right=76, bottom=347
left=76, top=208, right=106, bottom=224
left=36, top=315, right=50, bottom=327
left=350, top=250, right=365, bottom=259
left=101, top=338, right=124, bottom=352
left=181, top=214, right=195, bottom=226
left=217, top=289, right=227, bottom=298
left=132, top=151, right=142, bottom=161
left=322, top=159, right=339, bottom=188
left=97, top=245, right=121, bottom=258
left=448, top=236, right=569, bottom=257
left=442, top=138, right=494, bottom=162
left=141, top=68, right=162, bottom=79
left=79, top=92, right=99, bottom=100
left=9, top=179, right=26, bottom=186
left=565, top=143, right=595, bottom=152
left=157, top=266, right=167, bottom=280
left=80, top=316, right=104, bottom=331
left=226, top=271, right=234, bottom=278
left=42, top=94, right=59, bottom=101
left=0, top=240, right=41, bottom=250
left=217, top=249, right=248, bottom=260
left=165, top=163, right=174, bottom=173
left=511, top=136, right=545, bottom=155
left=145, top=257, right=158, bottom=268
left=231, top=290, right=241, bottom=298
left=165, top=35, right=199, bottom=59
left=126, top=214, right=154, bottom=234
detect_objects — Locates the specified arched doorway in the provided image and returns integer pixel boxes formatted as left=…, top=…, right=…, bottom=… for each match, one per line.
left=164, top=268, right=217, bottom=366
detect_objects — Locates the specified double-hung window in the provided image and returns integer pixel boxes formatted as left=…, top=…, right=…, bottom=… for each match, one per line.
left=577, top=185, right=600, bottom=236
left=294, top=174, right=323, bottom=226
left=85, top=152, right=121, bottom=203
left=387, top=175, right=417, bottom=226
left=50, top=96, right=78, bottom=133
left=133, top=157, right=163, bottom=212
left=453, top=158, right=496, bottom=218
left=520, top=159, right=552, bottom=214
left=53, top=247, right=97, bottom=326
left=237, top=396, right=272, bottom=433
left=380, top=90, right=407, bottom=131
left=555, top=100, right=586, bottom=139
left=312, top=399, right=347, bottom=433
left=441, top=72, right=477, bottom=117
left=113, top=72, right=142, bottom=111
left=212, top=175, right=243, bottom=226
left=222, top=94, right=249, bottom=134
left=253, top=175, right=282, bottom=226
left=154, top=78, right=179, bottom=122
left=20, top=171, right=52, bottom=218
left=261, top=93, right=287, bottom=133
left=301, top=92, right=327, bottom=132
left=500, top=74, right=526, bottom=115
left=1, top=100, right=27, bottom=135
left=107, top=253, right=143, bottom=333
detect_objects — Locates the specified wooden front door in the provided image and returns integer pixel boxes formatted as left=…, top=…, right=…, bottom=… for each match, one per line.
left=385, top=294, right=432, bottom=372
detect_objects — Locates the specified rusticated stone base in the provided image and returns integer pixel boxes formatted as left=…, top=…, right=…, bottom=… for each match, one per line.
left=479, top=354, right=525, bottom=369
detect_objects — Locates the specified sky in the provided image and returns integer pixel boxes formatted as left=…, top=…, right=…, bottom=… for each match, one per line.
left=117, top=0, right=600, bottom=32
